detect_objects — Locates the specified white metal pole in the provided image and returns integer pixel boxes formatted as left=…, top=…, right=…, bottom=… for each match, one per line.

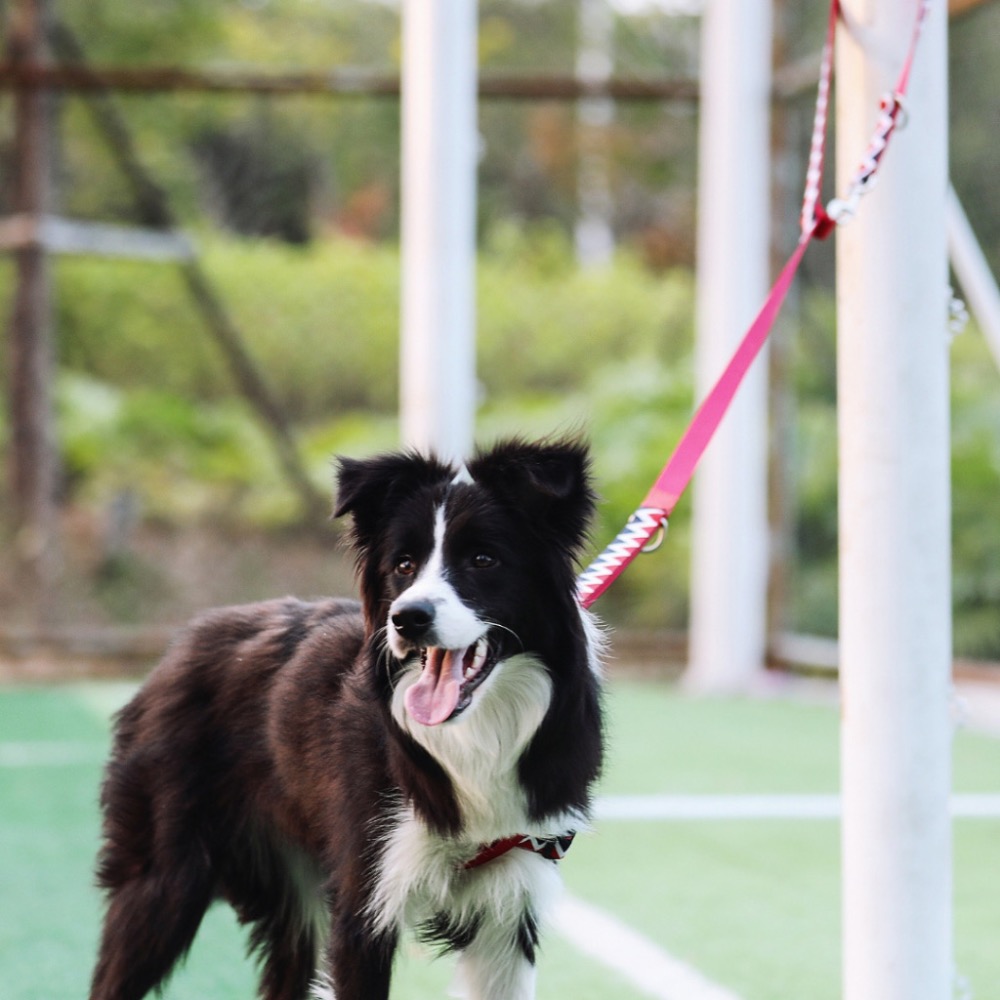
left=400, top=0, right=478, bottom=463
left=575, top=0, right=615, bottom=268
left=685, top=0, right=772, bottom=692
left=837, top=2, right=952, bottom=998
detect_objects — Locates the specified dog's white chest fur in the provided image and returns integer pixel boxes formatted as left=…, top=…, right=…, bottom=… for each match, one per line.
left=374, top=810, right=564, bottom=1000
left=359, top=654, right=584, bottom=999
left=391, top=652, right=553, bottom=839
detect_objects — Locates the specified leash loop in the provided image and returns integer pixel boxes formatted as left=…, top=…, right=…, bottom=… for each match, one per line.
left=576, top=507, right=667, bottom=609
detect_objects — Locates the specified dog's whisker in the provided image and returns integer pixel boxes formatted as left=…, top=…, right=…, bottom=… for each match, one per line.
left=481, top=621, right=525, bottom=653
left=370, top=626, right=400, bottom=691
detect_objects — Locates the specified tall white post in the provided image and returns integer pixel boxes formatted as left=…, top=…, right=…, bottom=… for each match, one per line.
left=575, top=0, right=615, bottom=268
left=400, top=0, right=478, bottom=463
left=837, top=2, right=952, bottom=998
left=685, top=0, right=772, bottom=692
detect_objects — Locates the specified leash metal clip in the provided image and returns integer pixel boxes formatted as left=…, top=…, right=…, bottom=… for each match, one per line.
left=641, top=519, right=668, bottom=554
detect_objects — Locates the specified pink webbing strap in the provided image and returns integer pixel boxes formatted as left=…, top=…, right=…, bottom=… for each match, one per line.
left=575, top=233, right=815, bottom=610
left=639, top=235, right=813, bottom=518
left=575, top=0, right=931, bottom=611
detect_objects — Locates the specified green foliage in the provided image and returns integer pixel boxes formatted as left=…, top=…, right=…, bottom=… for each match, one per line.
left=48, top=234, right=700, bottom=626
left=950, top=6, right=1000, bottom=278
left=55, top=239, right=401, bottom=417
left=8, top=229, right=1000, bottom=651
left=581, top=358, right=695, bottom=628
left=951, top=327, right=1000, bottom=657
left=784, top=312, right=1000, bottom=655
left=478, top=224, right=694, bottom=398
left=55, top=231, right=692, bottom=421
left=43, top=0, right=708, bottom=255
left=62, top=0, right=224, bottom=67
left=58, top=373, right=292, bottom=525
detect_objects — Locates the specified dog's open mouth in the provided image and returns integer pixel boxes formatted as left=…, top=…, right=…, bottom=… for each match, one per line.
left=404, top=638, right=497, bottom=727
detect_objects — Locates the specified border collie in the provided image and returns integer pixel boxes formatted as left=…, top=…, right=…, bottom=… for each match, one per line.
left=90, top=438, right=604, bottom=1000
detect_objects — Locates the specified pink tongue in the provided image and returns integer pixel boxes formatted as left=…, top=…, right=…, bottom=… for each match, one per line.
left=405, top=648, right=465, bottom=726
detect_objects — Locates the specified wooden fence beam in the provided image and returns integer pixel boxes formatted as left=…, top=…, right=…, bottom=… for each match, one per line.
left=4, top=0, right=58, bottom=596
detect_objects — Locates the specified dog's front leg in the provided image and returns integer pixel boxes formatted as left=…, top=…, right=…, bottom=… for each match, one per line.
left=319, top=917, right=396, bottom=1000
left=451, top=916, right=538, bottom=1000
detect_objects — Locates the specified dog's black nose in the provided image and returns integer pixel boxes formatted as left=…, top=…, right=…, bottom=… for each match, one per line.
left=391, top=601, right=436, bottom=641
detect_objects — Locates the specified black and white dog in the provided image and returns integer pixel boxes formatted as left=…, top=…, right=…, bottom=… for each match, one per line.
left=90, top=438, right=605, bottom=1000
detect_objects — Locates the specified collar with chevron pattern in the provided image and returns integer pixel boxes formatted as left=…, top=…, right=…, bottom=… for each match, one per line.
left=463, top=832, right=576, bottom=870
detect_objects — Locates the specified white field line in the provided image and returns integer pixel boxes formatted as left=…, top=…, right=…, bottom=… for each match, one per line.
left=4, top=741, right=1000, bottom=825
left=553, top=893, right=744, bottom=1000
left=4, top=741, right=999, bottom=824
left=70, top=681, right=140, bottom=721
left=0, top=741, right=105, bottom=767
left=595, top=793, right=1000, bottom=820
left=0, top=685, right=136, bottom=768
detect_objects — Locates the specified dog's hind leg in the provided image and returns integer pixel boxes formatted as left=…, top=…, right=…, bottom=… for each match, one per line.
left=254, top=925, right=321, bottom=1000
left=219, top=837, right=327, bottom=1000
left=89, top=852, right=214, bottom=1000
left=90, top=739, right=221, bottom=1000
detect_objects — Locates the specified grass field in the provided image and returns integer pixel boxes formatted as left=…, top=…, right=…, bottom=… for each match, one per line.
left=2, top=679, right=998, bottom=999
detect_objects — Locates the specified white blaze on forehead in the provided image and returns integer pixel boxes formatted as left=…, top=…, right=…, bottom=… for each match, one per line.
left=418, top=505, right=448, bottom=589
left=387, top=504, right=484, bottom=656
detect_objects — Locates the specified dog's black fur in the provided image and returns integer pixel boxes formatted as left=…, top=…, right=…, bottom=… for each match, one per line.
left=89, top=438, right=604, bottom=1000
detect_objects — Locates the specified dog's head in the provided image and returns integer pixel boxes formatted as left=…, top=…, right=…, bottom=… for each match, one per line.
left=334, top=438, right=596, bottom=726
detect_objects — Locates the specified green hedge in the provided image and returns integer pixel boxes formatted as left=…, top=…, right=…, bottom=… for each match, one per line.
left=51, top=227, right=692, bottom=421
left=2, top=233, right=998, bottom=652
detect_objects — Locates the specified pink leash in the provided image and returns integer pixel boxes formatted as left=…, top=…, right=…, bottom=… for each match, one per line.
left=576, top=0, right=931, bottom=611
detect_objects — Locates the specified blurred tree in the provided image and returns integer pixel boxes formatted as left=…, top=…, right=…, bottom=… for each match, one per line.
left=191, top=108, right=321, bottom=244
left=0, top=0, right=992, bottom=264
left=60, top=0, right=226, bottom=66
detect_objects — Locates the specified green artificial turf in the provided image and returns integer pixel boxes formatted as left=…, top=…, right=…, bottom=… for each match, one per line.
left=1, top=679, right=998, bottom=999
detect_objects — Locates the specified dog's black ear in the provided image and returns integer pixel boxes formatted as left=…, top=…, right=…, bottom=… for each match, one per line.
left=469, top=438, right=597, bottom=556
left=334, top=451, right=452, bottom=548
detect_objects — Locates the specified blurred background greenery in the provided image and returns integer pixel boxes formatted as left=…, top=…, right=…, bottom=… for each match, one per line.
left=1, top=0, right=998, bottom=657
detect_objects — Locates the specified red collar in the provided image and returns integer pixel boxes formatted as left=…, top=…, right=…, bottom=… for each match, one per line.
left=464, top=832, right=576, bottom=870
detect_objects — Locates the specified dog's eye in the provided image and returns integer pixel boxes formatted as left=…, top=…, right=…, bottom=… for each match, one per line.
left=394, top=556, right=417, bottom=576
left=471, top=553, right=497, bottom=569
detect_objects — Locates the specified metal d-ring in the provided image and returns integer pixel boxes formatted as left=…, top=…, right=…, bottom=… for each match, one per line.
left=641, top=521, right=667, bottom=554
left=891, top=92, right=910, bottom=130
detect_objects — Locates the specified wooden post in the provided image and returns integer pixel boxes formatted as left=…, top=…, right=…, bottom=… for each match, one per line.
left=4, top=0, right=58, bottom=589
